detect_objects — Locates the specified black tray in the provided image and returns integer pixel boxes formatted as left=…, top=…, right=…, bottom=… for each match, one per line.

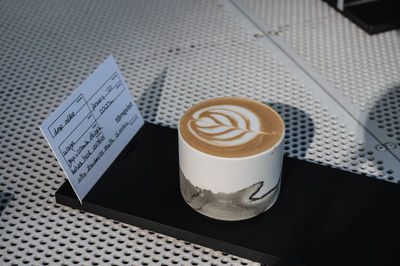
left=323, top=0, right=400, bottom=34
left=56, top=123, right=400, bottom=266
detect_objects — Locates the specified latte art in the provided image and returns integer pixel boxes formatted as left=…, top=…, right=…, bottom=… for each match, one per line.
left=179, top=97, right=284, bottom=157
left=188, top=105, right=276, bottom=147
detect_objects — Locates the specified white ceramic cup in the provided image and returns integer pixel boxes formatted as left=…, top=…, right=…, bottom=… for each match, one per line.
left=178, top=99, right=285, bottom=221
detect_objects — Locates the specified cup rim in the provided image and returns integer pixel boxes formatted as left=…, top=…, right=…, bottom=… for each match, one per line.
left=178, top=97, right=285, bottom=160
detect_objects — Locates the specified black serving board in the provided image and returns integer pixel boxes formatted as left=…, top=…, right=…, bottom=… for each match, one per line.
left=56, top=123, right=400, bottom=266
left=323, top=0, right=400, bottom=34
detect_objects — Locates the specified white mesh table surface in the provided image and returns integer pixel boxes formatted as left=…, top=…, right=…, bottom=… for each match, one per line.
left=1, top=0, right=399, bottom=265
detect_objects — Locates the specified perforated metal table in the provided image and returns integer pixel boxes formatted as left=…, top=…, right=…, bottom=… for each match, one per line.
left=1, top=0, right=399, bottom=265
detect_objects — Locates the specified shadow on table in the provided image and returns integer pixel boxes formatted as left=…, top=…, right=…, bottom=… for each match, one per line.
left=363, top=83, right=400, bottom=180
left=137, top=67, right=167, bottom=123
left=0, top=191, right=15, bottom=216
left=264, top=102, right=315, bottom=160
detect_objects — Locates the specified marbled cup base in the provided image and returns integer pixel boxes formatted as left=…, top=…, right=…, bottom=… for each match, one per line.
left=179, top=169, right=281, bottom=221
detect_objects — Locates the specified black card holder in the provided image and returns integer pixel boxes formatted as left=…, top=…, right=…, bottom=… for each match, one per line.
left=56, top=122, right=400, bottom=266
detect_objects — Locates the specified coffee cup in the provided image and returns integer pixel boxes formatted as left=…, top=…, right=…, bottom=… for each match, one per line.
left=178, top=97, right=285, bottom=221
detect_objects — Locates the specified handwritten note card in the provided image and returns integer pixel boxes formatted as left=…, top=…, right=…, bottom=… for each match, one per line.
left=40, top=56, right=144, bottom=202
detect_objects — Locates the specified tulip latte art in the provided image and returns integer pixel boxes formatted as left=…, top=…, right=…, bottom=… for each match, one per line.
left=180, top=98, right=284, bottom=157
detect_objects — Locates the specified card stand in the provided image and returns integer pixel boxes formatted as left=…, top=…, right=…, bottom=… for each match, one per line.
left=56, top=123, right=400, bottom=266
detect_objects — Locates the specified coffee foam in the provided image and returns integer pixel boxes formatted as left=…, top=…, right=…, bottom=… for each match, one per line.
left=180, top=98, right=284, bottom=158
left=188, top=105, right=275, bottom=146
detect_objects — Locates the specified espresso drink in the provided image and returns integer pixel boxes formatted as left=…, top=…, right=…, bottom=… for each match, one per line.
left=178, top=97, right=285, bottom=221
left=179, top=98, right=284, bottom=157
